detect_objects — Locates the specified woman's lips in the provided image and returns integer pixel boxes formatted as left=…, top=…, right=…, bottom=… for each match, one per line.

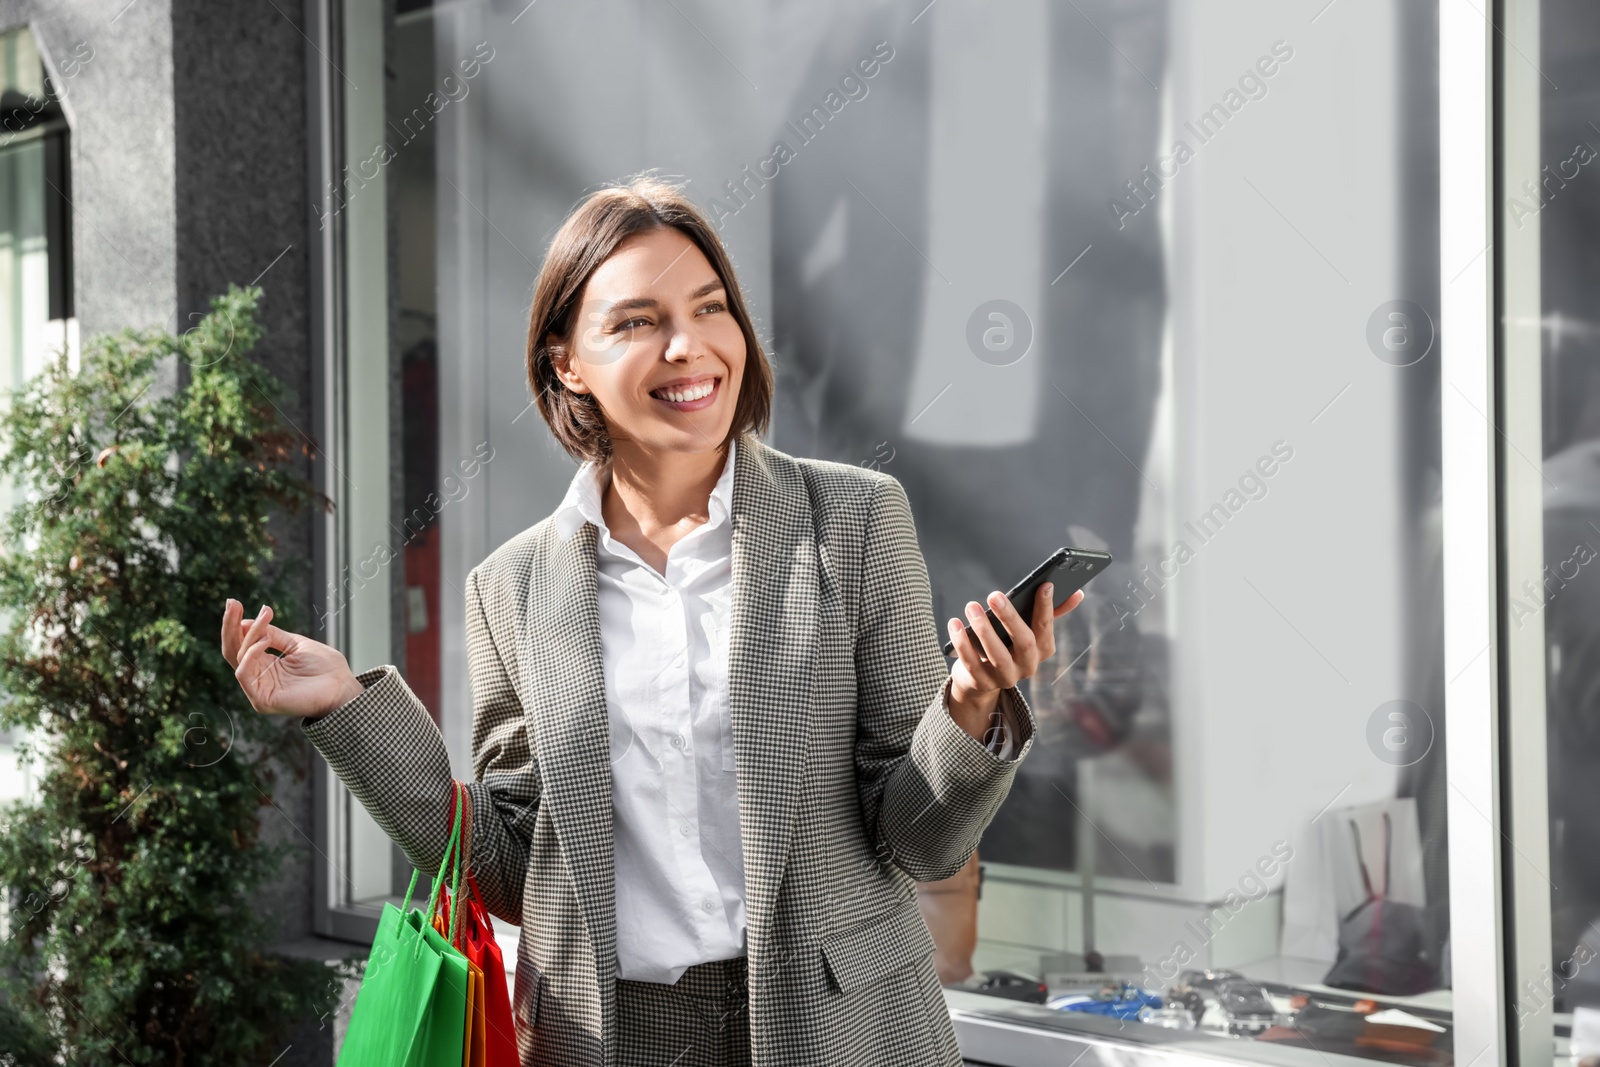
left=650, top=377, right=720, bottom=412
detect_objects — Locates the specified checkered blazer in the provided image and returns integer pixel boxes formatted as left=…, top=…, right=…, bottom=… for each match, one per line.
left=303, top=433, right=1036, bottom=1066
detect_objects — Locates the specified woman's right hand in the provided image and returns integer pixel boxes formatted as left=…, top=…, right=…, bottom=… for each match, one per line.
left=221, top=599, right=367, bottom=718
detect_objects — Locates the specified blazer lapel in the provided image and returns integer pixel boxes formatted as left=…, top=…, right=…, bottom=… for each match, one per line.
left=728, top=435, right=819, bottom=971
left=518, top=522, right=617, bottom=999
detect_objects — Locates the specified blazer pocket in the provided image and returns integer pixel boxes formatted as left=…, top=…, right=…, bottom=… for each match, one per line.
left=819, top=895, right=937, bottom=995
left=513, top=960, right=542, bottom=1030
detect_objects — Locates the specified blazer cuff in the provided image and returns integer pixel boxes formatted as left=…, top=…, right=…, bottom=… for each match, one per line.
left=299, top=664, right=457, bottom=875
left=300, top=664, right=390, bottom=728
left=300, top=664, right=419, bottom=744
left=986, top=686, right=1032, bottom=762
left=935, top=675, right=1036, bottom=768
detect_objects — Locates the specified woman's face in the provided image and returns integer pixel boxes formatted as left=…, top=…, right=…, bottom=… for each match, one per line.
left=553, top=226, right=747, bottom=458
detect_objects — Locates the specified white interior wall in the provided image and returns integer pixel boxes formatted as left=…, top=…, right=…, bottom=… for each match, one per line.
left=974, top=0, right=1417, bottom=974
left=1169, top=0, right=1407, bottom=904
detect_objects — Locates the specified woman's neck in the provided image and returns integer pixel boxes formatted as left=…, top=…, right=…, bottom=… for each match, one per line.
left=600, top=439, right=731, bottom=576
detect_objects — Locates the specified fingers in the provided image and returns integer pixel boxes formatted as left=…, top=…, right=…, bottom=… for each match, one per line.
left=233, top=638, right=276, bottom=709
left=220, top=599, right=295, bottom=665
left=985, top=591, right=1038, bottom=670
left=238, top=603, right=276, bottom=666
left=1052, top=588, right=1085, bottom=619
left=228, top=616, right=299, bottom=656
left=1033, top=582, right=1057, bottom=661
left=220, top=599, right=241, bottom=666
left=950, top=586, right=1066, bottom=688
left=963, top=595, right=1020, bottom=680
left=947, top=616, right=991, bottom=683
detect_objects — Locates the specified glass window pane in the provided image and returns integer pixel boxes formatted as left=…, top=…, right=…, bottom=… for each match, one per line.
left=1534, top=0, right=1600, bottom=1056
left=0, top=23, right=72, bottom=816
left=371, top=0, right=1452, bottom=1059
left=334, top=0, right=413, bottom=915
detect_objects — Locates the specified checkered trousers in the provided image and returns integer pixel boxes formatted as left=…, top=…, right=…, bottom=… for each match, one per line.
left=615, top=956, right=750, bottom=1066
left=303, top=434, right=1036, bottom=1066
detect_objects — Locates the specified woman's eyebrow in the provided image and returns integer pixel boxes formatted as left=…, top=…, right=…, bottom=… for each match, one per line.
left=606, top=296, right=659, bottom=314
left=606, top=280, right=723, bottom=315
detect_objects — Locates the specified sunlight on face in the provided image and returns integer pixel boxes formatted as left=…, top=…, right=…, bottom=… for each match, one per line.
left=556, top=227, right=747, bottom=457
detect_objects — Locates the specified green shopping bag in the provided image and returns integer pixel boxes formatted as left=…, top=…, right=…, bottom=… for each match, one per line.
left=338, top=792, right=473, bottom=1066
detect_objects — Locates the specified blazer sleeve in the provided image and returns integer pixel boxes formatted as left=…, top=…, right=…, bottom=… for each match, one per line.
left=300, top=565, right=539, bottom=925
left=853, top=475, right=1037, bottom=883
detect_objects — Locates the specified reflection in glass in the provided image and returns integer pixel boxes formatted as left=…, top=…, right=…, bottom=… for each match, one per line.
left=363, top=0, right=1454, bottom=1060
left=1538, top=0, right=1600, bottom=1024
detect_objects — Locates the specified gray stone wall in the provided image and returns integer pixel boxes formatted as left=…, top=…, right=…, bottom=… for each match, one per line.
left=4, top=0, right=177, bottom=337
left=169, top=0, right=320, bottom=951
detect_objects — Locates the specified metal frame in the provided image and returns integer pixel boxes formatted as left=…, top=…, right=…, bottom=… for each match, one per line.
left=1440, top=2, right=1536, bottom=1067
left=305, top=0, right=341, bottom=943
left=1497, top=0, right=1557, bottom=1061
left=306, top=0, right=391, bottom=945
left=306, top=0, right=411, bottom=947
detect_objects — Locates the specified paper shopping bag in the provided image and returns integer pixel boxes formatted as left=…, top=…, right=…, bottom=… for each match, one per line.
left=334, top=895, right=444, bottom=1066
left=408, top=908, right=472, bottom=1065
left=467, top=959, right=486, bottom=1067
left=339, top=783, right=472, bottom=1066
left=439, top=781, right=520, bottom=1065
left=430, top=912, right=483, bottom=1067
left=459, top=876, right=517, bottom=1064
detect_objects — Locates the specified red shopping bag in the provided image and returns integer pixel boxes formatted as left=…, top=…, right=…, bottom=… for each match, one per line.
left=460, top=873, right=517, bottom=1064
left=440, top=781, right=521, bottom=1066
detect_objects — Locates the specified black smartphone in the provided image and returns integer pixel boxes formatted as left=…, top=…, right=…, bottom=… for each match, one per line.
left=941, top=546, right=1113, bottom=658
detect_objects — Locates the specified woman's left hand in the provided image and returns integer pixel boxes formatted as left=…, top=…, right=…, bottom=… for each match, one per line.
left=945, top=584, right=1085, bottom=743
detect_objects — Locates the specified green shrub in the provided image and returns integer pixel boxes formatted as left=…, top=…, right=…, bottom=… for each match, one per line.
left=0, top=286, right=348, bottom=1064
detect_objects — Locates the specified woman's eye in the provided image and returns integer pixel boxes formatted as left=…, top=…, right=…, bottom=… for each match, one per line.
left=613, top=317, right=650, bottom=331
left=697, top=301, right=726, bottom=315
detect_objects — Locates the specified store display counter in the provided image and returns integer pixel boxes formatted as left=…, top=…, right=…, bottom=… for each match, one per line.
left=946, top=989, right=1450, bottom=1067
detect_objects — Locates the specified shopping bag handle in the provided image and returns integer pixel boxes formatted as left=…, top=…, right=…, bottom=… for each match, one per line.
left=383, top=785, right=466, bottom=967
left=428, top=780, right=466, bottom=924
left=396, top=780, right=466, bottom=916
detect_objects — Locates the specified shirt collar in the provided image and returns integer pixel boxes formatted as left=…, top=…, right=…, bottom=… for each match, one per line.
left=554, top=436, right=738, bottom=542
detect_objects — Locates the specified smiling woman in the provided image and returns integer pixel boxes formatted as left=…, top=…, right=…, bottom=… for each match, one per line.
left=222, top=173, right=1079, bottom=1066
left=526, top=177, right=774, bottom=468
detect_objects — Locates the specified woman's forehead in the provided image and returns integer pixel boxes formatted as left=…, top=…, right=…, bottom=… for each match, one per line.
left=587, top=228, right=718, bottom=295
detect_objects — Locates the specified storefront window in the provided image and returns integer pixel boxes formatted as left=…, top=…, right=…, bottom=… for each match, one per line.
left=1527, top=0, right=1600, bottom=1058
left=0, top=23, right=74, bottom=811
left=325, top=0, right=1467, bottom=1060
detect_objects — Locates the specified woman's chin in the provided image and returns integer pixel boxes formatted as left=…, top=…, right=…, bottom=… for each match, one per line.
left=615, top=422, right=734, bottom=456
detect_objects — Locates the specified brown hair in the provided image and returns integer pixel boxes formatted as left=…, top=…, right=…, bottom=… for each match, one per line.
left=525, top=174, right=773, bottom=464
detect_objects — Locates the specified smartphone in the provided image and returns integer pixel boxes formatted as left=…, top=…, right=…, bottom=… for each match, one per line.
left=941, top=546, right=1113, bottom=658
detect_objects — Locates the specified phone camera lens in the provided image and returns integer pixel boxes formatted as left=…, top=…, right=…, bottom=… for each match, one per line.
left=1069, top=560, right=1082, bottom=570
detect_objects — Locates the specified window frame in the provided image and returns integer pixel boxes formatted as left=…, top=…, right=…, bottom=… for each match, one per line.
left=306, top=0, right=401, bottom=944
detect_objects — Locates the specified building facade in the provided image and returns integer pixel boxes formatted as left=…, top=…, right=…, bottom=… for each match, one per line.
left=0, top=1, right=1594, bottom=1065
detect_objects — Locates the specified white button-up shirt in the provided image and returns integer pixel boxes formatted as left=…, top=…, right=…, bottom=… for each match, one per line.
left=551, top=436, right=1021, bottom=983
left=553, top=437, right=746, bottom=984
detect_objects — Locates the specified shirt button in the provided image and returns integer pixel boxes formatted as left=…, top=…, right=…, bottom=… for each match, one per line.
left=680, top=824, right=693, bottom=837
left=701, top=899, right=716, bottom=914
left=670, top=734, right=684, bottom=749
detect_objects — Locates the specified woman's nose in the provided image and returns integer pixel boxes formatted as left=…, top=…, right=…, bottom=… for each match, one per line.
left=665, top=322, right=710, bottom=361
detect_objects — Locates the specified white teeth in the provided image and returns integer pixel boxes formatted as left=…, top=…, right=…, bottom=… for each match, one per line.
left=654, top=380, right=714, bottom=403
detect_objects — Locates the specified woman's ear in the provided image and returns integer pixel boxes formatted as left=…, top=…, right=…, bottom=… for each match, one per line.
left=547, top=334, right=592, bottom=394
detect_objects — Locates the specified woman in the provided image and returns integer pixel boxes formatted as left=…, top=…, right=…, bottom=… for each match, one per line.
left=221, top=176, right=1082, bottom=1066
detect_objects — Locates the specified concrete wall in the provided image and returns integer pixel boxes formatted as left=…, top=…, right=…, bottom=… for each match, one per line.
left=2, top=0, right=176, bottom=336
left=168, top=0, right=320, bottom=952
